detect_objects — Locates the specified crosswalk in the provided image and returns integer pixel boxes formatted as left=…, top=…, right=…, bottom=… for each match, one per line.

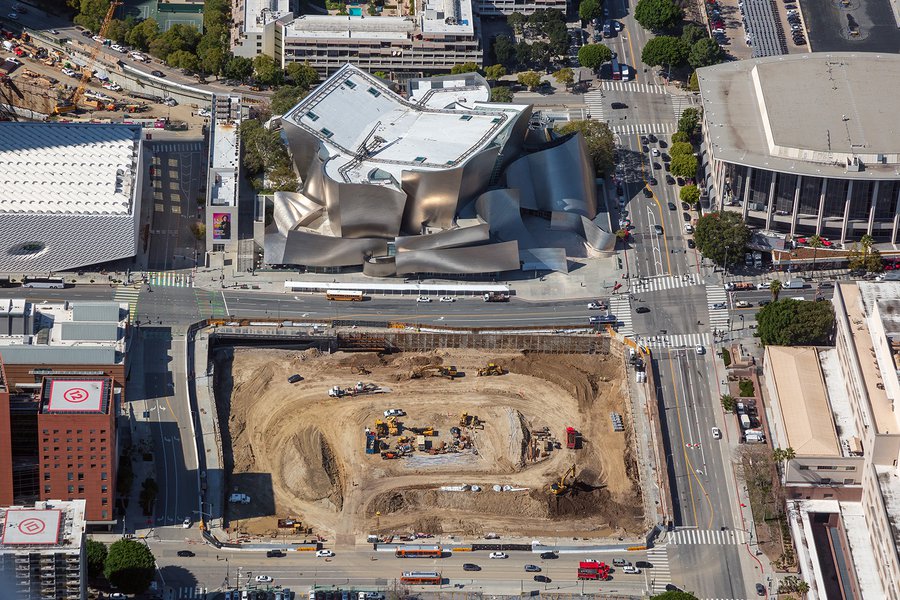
left=608, top=294, right=634, bottom=337
left=630, top=273, right=701, bottom=293
left=113, top=286, right=140, bottom=324
left=647, top=545, right=672, bottom=594
left=150, top=142, right=204, bottom=153
left=598, top=81, right=668, bottom=94
left=144, top=271, right=194, bottom=287
left=706, top=285, right=730, bottom=332
left=670, top=528, right=747, bottom=545
left=671, top=94, right=695, bottom=121
left=171, top=586, right=208, bottom=599
left=611, top=122, right=677, bottom=136
left=636, top=332, right=711, bottom=350
left=583, top=90, right=605, bottom=122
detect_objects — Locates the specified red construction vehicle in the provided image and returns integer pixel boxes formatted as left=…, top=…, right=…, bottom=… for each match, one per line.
left=566, top=427, right=581, bottom=449
left=577, top=560, right=610, bottom=580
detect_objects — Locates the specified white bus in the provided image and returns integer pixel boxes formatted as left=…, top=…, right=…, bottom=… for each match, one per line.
left=23, top=277, right=65, bottom=289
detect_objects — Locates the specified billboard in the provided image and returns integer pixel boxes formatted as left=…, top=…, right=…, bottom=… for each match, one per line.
left=212, top=212, right=231, bottom=240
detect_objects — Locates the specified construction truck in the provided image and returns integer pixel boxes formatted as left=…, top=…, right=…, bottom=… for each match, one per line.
left=374, top=420, right=388, bottom=436
left=459, top=413, right=483, bottom=428
left=550, top=464, right=576, bottom=495
left=410, top=365, right=457, bottom=379
left=386, top=416, right=400, bottom=436
left=565, top=427, right=581, bottom=449
left=477, top=363, right=505, bottom=376
left=407, top=426, right=434, bottom=436
left=365, top=432, right=379, bottom=454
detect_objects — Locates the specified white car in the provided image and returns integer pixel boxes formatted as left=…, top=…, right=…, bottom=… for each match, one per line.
left=438, top=296, right=455, bottom=303
left=182, top=517, right=191, bottom=529
left=757, top=282, right=772, bottom=290
left=110, top=44, right=126, bottom=53
left=102, top=82, right=122, bottom=91
left=696, top=345, right=705, bottom=355
left=651, top=148, right=660, bottom=156
left=163, top=97, right=178, bottom=106
left=61, top=68, right=77, bottom=77
left=383, top=409, right=405, bottom=417
left=92, top=35, right=106, bottom=43
left=198, top=107, right=211, bottom=117
left=316, top=549, right=334, bottom=558
left=7, top=12, right=18, bottom=20
left=7, top=57, right=20, bottom=64
left=711, top=427, right=722, bottom=439
left=684, top=224, right=694, bottom=234
left=587, top=302, right=607, bottom=310
left=621, top=565, right=641, bottom=574
left=416, top=296, right=431, bottom=303
left=49, top=29, right=60, bottom=35
left=255, top=575, right=273, bottom=583
left=489, top=552, right=508, bottom=559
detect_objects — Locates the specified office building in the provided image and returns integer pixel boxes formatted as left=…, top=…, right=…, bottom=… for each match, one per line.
left=696, top=53, right=900, bottom=245
left=205, top=95, right=243, bottom=266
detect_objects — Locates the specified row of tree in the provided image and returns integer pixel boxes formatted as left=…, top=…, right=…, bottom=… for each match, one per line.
left=641, top=24, right=725, bottom=72
left=86, top=538, right=156, bottom=595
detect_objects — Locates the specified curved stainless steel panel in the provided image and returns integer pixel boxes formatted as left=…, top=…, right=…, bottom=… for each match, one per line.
left=581, top=216, right=616, bottom=251
left=474, top=188, right=536, bottom=248
left=520, top=248, right=569, bottom=273
left=458, top=146, right=501, bottom=204
left=362, top=255, right=398, bottom=277
left=277, top=229, right=388, bottom=267
left=320, top=159, right=408, bottom=239
left=272, top=191, right=324, bottom=235
left=399, top=166, right=463, bottom=233
left=395, top=240, right=520, bottom=275
left=395, top=224, right=490, bottom=251
left=506, top=133, right=597, bottom=218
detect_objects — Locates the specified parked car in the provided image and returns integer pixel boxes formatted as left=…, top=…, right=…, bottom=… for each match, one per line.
left=182, top=517, right=191, bottom=528
left=489, top=552, right=508, bottom=559
left=287, top=374, right=303, bottom=383
left=151, top=70, right=165, bottom=77
left=384, top=409, right=405, bottom=417
left=756, top=583, right=766, bottom=596
left=177, top=550, right=195, bottom=557
left=315, top=549, right=334, bottom=558
left=687, top=239, right=696, bottom=249
left=255, top=575, right=273, bottom=583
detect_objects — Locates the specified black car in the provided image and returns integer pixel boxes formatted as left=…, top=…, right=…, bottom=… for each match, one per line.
left=151, top=70, right=165, bottom=77
left=758, top=300, right=770, bottom=307
left=266, top=549, right=285, bottom=557
left=661, top=152, right=671, bottom=162
left=641, top=145, right=650, bottom=153
left=665, top=584, right=684, bottom=592
left=635, top=561, right=652, bottom=569
left=287, top=374, right=303, bottom=383
left=647, top=134, right=658, bottom=143
left=643, top=187, right=654, bottom=198
left=658, top=140, right=667, bottom=148
left=666, top=175, right=676, bottom=185
left=534, top=575, right=551, bottom=583
left=463, top=563, right=481, bottom=571
left=640, top=136, right=649, bottom=145
left=652, top=162, right=662, bottom=170
left=81, top=30, right=92, bottom=37
left=667, top=202, right=676, bottom=210
left=676, top=177, right=686, bottom=186
left=635, top=306, right=650, bottom=314
left=756, top=583, right=766, bottom=596
left=177, top=550, right=195, bottom=557
left=539, top=551, right=558, bottom=559
left=687, top=239, right=696, bottom=249
left=611, top=102, right=628, bottom=109
left=648, top=177, right=658, bottom=186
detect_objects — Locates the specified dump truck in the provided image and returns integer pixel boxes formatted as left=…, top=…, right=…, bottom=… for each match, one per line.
left=483, top=291, right=510, bottom=302
left=416, top=435, right=427, bottom=451
left=565, top=427, right=581, bottom=449
left=365, top=432, right=378, bottom=454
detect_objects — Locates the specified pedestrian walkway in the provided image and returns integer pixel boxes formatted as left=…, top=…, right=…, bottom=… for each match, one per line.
left=637, top=332, right=711, bottom=350
left=631, top=273, right=701, bottom=293
left=151, top=142, right=203, bottom=153
left=145, top=271, right=194, bottom=288
left=670, top=528, right=747, bottom=545
left=608, top=294, right=634, bottom=337
left=706, top=285, right=730, bottom=331
left=598, top=81, right=668, bottom=94
left=583, top=90, right=606, bottom=122
left=671, top=94, right=695, bottom=121
left=647, top=545, right=672, bottom=594
left=172, top=586, right=208, bottom=599
left=611, top=122, right=677, bottom=136
left=113, top=286, right=140, bottom=324
left=195, top=289, right=229, bottom=319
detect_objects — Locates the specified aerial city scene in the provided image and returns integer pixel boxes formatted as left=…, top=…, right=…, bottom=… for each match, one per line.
left=0, top=0, right=898, bottom=599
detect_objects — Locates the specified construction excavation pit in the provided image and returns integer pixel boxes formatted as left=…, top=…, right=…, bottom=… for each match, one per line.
left=214, top=346, right=646, bottom=542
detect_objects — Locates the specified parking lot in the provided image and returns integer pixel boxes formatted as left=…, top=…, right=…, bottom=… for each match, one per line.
left=799, top=0, right=900, bottom=52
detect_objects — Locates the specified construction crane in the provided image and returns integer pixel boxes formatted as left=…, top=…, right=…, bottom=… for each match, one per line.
left=550, top=464, right=576, bottom=495
left=56, top=1, right=121, bottom=114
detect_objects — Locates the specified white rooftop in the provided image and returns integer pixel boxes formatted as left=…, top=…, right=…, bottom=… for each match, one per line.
left=0, top=123, right=141, bottom=216
left=818, top=348, right=861, bottom=456
left=0, top=500, right=85, bottom=552
left=840, top=501, right=887, bottom=600
left=284, top=64, right=526, bottom=188
left=243, top=0, right=292, bottom=34
left=284, top=14, right=413, bottom=40
left=421, top=0, right=475, bottom=35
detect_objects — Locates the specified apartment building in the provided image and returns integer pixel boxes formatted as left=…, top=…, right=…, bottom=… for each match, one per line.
left=474, top=0, right=568, bottom=16
left=0, top=499, right=87, bottom=600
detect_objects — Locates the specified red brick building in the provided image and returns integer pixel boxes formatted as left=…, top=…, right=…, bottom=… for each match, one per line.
left=0, top=359, right=12, bottom=507
left=36, top=378, right=116, bottom=524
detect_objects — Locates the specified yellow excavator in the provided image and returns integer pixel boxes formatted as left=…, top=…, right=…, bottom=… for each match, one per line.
left=410, top=365, right=458, bottom=379
left=550, top=464, right=576, bottom=495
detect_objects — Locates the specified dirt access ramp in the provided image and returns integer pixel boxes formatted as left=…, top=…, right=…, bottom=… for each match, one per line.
left=215, top=347, right=646, bottom=541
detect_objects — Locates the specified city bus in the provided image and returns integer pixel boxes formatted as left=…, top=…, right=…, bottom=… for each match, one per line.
left=22, top=277, right=65, bottom=289
left=325, top=290, right=364, bottom=302
left=400, top=571, right=442, bottom=585
left=394, top=546, right=443, bottom=558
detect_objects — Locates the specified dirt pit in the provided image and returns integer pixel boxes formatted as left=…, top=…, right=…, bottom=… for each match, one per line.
left=215, top=347, right=645, bottom=542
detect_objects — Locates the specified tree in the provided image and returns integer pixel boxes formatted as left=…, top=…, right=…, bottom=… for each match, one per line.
left=693, top=211, right=750, bottom=267
left=252, top=54, right=281, bottom=86
left=166, top=50, right=200, bottom=72
left=579, top=0, right=603, bottom=22
left=756, top=299, right=835, bottom=346
left=483, top=64, right=507, bottom=81
left=223, top=56, right=254, bottom=82
left=720, top=394, right=736, bottom=412
left=555, top=120, right=615, bottom=175
left=669, top=141, right=694, bottom=158
left=650, top=592, right=699, bottom=600
left=578, top=44, right=613, bottom=70
left=807, top=234, right=824, bottom=274
left=492, top=35, right=517, bottom=68
left=199, top=45, right=226, bottom=77
left=73, top=0, right=112, bottom=33
left=678, top=107, right=702, bottom=136
left=778, top=576, right=810, bottom=595
left=552, top=67, right=574, bottom=87
left=772, top=447, right=796, bottom=463
left=515, top=41, right=533, bottom=67
left=530, top=41, right=553, bottom=68
left=671, top=130, right=690, bottom=144
left=669, top=154, right=698, bottom=179
left=148, top=23, right=200, bottom=61
left=450, top=62, right=480, bottom=75
left=680, top=184, right=700, bottom=205
left=125, top=18, right=159, bottom=52
left=373, top=71, right=390, bottom=80
left=85, top=539, right=107, bottom=579
left=634, top=0, right=684, bottom=31
left=770, top=279, right=782, bottom=301
left=506, top=11, right=526, bottom=33
left=490, top=85, right=514, bottom=102
left=104, top=539, right=155, bottom=595
left=270, top=85, right=309, bottom=115
left=138, top=477, right=158, bottom=516
left=367, top=1, right=378, bottom=15
left=517, top=70, right=543, bottom=90
left=681, top=23, right=708, bottom=46
left=641, top=36, right=689, bottom=69
left=105, top=19, right=131, bottom=44
left=285, top=62, right=319, bottom=89
left=847, top=234, right=883, bottom=273
left=688, top=70, right=699, bottom=92
left=689, top=37, right=725, bottom=69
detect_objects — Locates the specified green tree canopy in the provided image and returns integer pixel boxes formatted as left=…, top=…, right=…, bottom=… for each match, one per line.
left=506, top=11, right=526, bottom=32
left=450, top=62, right=480, bottom=74
left=199, top=44, right=226, bottom=77
left=516, top=41, right=534, bottom=66
left=490, top=85, right=514, bottom=102
left=104, top=539, right=155, bottom=595
left=517, top=70, right=543, bottom=90
left=651, top=592, right=699, bottom=600
left=641, top=36, right=689, bottom=68
left=848, top=238, right=884, bottom=273
left=634, top=0, right=684, bottom=31
left=223, top=56, right=254, bottom=81
left=552, top=67, right=574, bottom=86
left=148, top=23, right=200, bottom=61
left=166, top=49, right=200, bottom=72
left=689, top=37, right=725, bottom=69
left=669, top=141, right=694, bottom=158
left=578, top=44, right=613, bottom=70
left=484, top=64, right=507, bottom=81
left=756, top=299, right=835, bottom=346
left=270, top=85, right=309, bottom=115
left=681, top=23, right=708, bottom=45
left=680, top=184, right=700, bottom=205
left=492, top=35, right=517, bottom=67
left=86, top=539, right=107, bottom=579
left=555, top=119, right=615, bottom=175
left=125, top=18, right=159, bottom=52
left=285, top=62, right=319, bottom=89
left=693, top=211, right=750, bottom=266
left=671, top=130, right=690, bottom=144
left=688, top=70, right=699, bottom=91
left=579, top=0, right=604, bottom=21
left=669, top=154, right=698, bottom=178
left=252, top=54, right=281, bottom=86
left=678, top=107, right=702, bottom=135
left=105, top=18, right=131, bottom=44
left=73, top=0, right=112, bottom=33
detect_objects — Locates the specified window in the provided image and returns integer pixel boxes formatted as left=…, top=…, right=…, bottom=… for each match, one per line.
left=306, top=111, right=319, bottom=121
left=101, top=498, right=108, bottom=506
left=77, top=486, right=84, bottom=494
left=67, top=473, right=73, bottom=481
left=844, top=466, right=856, bottom=471
left=817, top=465, right=837, bottom=470
left=77, top=430, right=82, bottom=434
left=44, top=485, right=51, bottom=494
left=367, top=87, right=381, bottom=97
left=101, top=510, right=108, bottom=520
left=821, top=478, right=832, bottom=484
left=67, top=485, right=74, bottom=493
left=414, top=156, right=427, bottom=163
left=101, top=485, right=108, bottom=493
left=459, top=115, right=472, bottom=121
left=44, top=473, right=50, bottom=481
left=321, top=128, right=334, bottom=138
left=843, top=478, right=855, bottom=484
left=101, top=472, right=107, bottom=481
left=77, top=474, right=84, bottom=481
left=343, top=80, right=356, bottom=89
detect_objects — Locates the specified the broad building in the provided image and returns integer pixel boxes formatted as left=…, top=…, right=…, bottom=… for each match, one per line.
left=0, top=499, right=87, bottom=600
left=0, top=123, right=144, bottom=274
left=697, top=53, right=900, bottom=245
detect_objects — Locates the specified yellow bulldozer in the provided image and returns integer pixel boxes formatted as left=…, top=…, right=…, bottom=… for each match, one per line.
left=550, top=464, right=576, bottom=495
left=374, top=420, right=388, bottom=436
left=386, top=416, right=400, bottom=436
left=476, top=363, right=505, bottom=376
left=410, top=365, right=458, bottom=379
left=459, top=412, right=483, bottom=428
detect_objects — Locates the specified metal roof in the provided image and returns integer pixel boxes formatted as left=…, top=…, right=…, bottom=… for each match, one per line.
left=72, top=302, right=121, bottom=323
left=0, top=346, right=118, bottom=365
left=60, top=322, right=119, bottom=342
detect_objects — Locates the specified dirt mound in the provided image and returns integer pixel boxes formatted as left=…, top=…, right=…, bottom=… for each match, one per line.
left=504, top=354, right=611, bottom=410
left=368, top=488, right=550, bottom=520
left=277, top=427, right=344, bottom=510
left=546, top=484, right=643, bottom=528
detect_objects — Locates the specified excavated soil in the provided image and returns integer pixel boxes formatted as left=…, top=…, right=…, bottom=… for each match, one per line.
left=217, top=347, right=645, bottom=541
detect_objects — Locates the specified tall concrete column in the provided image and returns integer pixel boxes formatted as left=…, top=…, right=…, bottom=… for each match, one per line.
left=868, top=181, right=879, bottom=237
left=790, top=176, right=802, bottom=237
left=840, top=180, right=853, bottom=245
left=816, top=178, right=828, bottom=235
left=765, top=173, right=777, bottom=230
left=742, top=167, right=753, bottom=219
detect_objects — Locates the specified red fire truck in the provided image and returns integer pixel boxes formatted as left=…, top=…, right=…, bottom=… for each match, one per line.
left=577, top=561, right=611, bottom=580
